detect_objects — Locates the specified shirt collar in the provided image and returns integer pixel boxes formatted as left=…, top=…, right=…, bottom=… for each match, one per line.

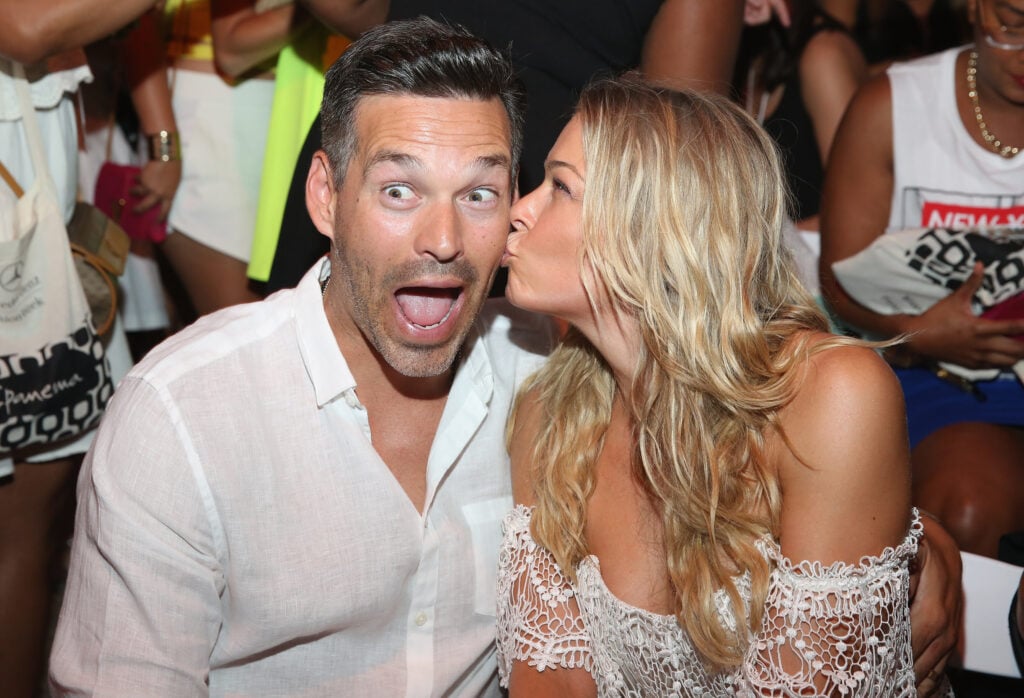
left=295, top=259, right=357, bottom=408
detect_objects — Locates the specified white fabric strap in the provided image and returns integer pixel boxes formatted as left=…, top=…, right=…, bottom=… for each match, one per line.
left=7, top=59, right=58, bottom=199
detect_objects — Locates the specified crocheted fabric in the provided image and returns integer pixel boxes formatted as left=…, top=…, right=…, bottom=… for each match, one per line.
left=496, top=505, right=937, bottom=697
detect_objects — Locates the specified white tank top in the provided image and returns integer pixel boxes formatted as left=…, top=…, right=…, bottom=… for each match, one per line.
left=887, top=46, right=1024, bottom=232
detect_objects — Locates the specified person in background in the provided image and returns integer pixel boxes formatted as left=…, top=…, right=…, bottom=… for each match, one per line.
left=127, top=0, right=307, bottom=317
left=738, top=0, right=867, bottom=234
left=819, top=0, right=1024, bottom=559
left=0, top=3, right=158, bottom=696
left=856, top=0, right=972, bottom=69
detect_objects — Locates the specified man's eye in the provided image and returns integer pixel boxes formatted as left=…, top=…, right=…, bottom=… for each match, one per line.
left=383, top=184, right=414, bottom=200
left=466, top=188, right=498, bottom=203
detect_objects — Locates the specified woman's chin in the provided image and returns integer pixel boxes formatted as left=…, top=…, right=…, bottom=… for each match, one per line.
left=503, top=279, right=530, bottom=311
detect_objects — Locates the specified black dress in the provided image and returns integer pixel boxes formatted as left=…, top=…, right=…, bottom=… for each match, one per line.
left=760, top=16, right=849, bottom=224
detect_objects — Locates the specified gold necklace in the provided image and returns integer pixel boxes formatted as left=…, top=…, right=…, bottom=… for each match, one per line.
left=966, top=50, right=1020, bottom=158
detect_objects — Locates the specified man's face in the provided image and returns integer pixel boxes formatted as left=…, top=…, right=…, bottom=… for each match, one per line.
left=316, top=94, right=514, bottom=378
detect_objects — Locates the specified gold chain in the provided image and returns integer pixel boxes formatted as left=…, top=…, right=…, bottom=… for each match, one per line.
left=966, top=51, right=1020, bottom=158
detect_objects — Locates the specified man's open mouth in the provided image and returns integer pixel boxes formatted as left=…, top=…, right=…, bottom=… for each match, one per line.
left=395, top=287, right=462, bottom=329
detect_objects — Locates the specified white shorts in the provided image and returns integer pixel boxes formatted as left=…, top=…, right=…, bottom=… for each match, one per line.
left=167, top=69, right=274, bottom=262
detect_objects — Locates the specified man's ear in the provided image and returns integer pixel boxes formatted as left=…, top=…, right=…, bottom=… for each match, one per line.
left=306, top=150, right=338, bottom=240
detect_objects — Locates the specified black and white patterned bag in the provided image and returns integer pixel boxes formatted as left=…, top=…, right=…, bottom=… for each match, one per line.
left=0, top=60, right=113, bottom=456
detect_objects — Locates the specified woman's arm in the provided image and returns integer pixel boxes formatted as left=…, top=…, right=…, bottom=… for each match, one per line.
left=640, top=0, right=745, bottom=94
left=211, top=0, right=309, bottom=78
left=775, top=343, right=912, bottom=565
left=0, top=0, right=155, bottom=64
left=295, top=0, right=386, bottom=39
left=124, top=10, right=180, bottom=219
left=818, top=75, right=903, bottom=339
left=819, top=75, right=1024, bottom=367
left=799, top=29, right=866, bottom=167
left=507, top=659, right=595, bottom=698
left=747, top=342, right=915, bottom=694
left=502, top=389, right=597, bottom=697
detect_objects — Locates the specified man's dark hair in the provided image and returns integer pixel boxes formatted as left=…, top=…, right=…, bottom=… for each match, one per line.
left=320, top=16, right=526, bottom=182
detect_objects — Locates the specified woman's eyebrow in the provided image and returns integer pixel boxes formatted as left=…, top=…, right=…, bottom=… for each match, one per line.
left=545, top=159, right=583, bottom=180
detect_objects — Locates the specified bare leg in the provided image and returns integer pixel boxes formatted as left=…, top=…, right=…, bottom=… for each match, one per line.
left=0, top=456, right=80, bottom=698
left=913, top=422, right=1024, bottom=558
left=160, top=230, right=260, bottom=317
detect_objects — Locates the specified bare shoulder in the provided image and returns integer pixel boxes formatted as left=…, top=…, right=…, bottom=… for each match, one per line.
left=508, top=385, right=545, bottom=506
left=774, top=334, right=911, bottom=562
left=781, top=336, right=906, bottom=463
left=800, top=28, right=865, bottom=78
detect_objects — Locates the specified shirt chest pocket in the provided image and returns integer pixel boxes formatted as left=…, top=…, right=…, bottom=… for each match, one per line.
left=461, top=495, right=513, bottom=616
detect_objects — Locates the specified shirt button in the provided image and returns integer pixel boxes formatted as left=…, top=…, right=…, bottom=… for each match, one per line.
left=414, top=612, right=428, bottom=627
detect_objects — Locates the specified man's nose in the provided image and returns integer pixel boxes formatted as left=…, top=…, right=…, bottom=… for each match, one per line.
left=414, top=201, right=464, bottom=262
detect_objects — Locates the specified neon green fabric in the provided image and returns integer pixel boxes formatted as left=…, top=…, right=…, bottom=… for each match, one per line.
left=248, top=26, right=347, bottom=281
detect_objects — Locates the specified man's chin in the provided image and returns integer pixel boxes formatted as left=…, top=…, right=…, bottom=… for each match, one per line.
left=377, top=334, right=467, bottom=379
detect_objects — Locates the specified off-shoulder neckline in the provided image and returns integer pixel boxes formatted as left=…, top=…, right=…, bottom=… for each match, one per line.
left=506, top=504, right=923, bottom=621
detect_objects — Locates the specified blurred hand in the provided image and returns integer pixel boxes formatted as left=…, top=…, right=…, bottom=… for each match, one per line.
left=744, top=0, right=791, bottom=27
left=910, top=515, right=962, bottom=697
left=905, top=263, right=1024, bottom=369
left=132, top=158, right=182, bottom=221
left=1016, top=571, right=1024, bottom=656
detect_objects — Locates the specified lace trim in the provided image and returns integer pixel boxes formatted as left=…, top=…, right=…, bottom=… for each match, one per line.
left=496, top=505, right=926, bottom=697
left=759, top=508, right=923, bottom=580
left=496, top=505, right=593, bottom=684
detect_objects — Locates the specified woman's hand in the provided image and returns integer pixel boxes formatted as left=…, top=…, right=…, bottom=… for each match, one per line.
left=743, top=0, right=790, bottom=27
left=132, top=159, right=181, bottom=221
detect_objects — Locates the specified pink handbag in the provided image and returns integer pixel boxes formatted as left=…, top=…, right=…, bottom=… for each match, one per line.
left=94, top=162, right=168, bottom=243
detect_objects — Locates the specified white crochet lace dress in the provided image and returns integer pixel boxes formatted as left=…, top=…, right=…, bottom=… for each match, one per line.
left=496, top=505, right=936, bottom=697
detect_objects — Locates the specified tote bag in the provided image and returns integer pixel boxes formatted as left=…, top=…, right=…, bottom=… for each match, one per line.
left=0, top=60, right=114, bottom=455
left=831, top=225, right=1024, bottom=383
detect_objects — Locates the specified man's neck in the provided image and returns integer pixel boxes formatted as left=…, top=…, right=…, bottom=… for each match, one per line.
left=323, top=290, right=456, bottom=511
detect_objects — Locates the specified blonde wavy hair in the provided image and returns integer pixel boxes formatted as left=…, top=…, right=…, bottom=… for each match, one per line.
left=510, top=75, right=854, bottom=669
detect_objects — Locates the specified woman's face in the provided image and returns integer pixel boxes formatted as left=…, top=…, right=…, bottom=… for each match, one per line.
left=504, top=117, right=591, bottom=324
left=972, top=0, right=1024, bottom=106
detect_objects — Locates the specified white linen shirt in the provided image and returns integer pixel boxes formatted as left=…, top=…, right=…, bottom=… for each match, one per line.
left=49, top=262, right=555, bottom=697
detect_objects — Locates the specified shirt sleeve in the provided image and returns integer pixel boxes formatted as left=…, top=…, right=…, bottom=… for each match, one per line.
left=743, top=510, right=924, bottom=696
left=495, top=505, right=593, bottom=687
left=49, top=376, right=223, bottom=697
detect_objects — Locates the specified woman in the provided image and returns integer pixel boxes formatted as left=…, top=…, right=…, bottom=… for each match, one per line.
left=0, top=6, right=145, bottom=689
left=496, top=76, right=924, bottom=695
left=819, top=0, right=1024, bottom=559
left=129, top=0, right=307, bottom=316
left=739, top=0, right=866, bottom=232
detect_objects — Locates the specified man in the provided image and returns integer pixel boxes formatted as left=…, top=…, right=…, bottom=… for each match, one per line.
left=49, top=18, right=552, bottom=695
left=50, top=15, right=960, bottom=698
